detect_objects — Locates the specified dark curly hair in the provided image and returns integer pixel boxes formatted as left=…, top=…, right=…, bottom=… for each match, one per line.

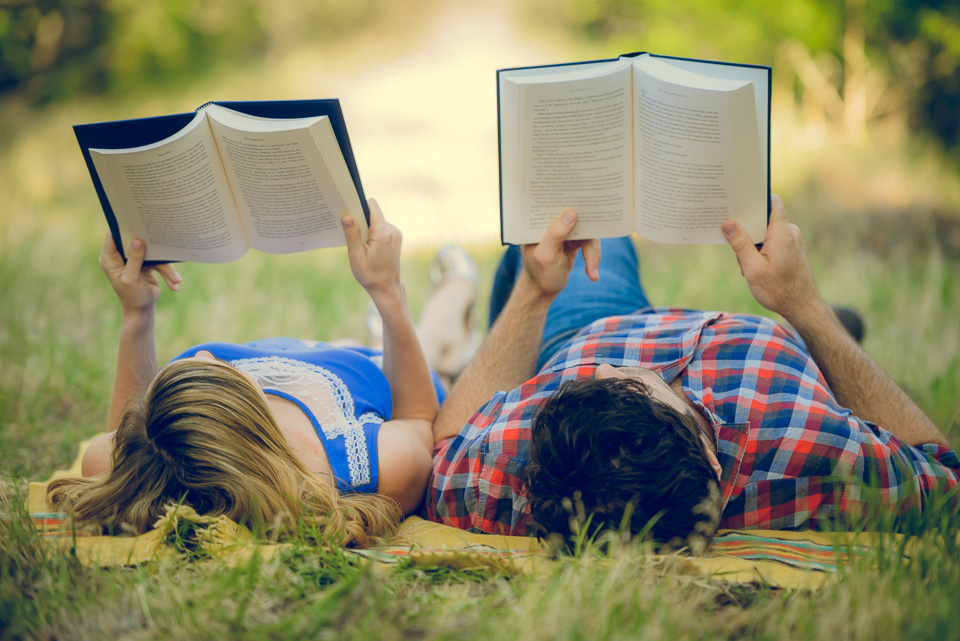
left=524, top=377, right=722, bottom=554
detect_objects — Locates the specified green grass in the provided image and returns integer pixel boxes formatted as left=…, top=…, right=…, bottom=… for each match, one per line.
left=3, top=496, right=960, bottom=640
left=2, top=182, right=958, bottom=640
left=2, top=6, right=960, bottom=638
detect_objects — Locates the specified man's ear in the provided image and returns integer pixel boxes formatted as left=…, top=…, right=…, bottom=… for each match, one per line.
left=699, top=433, right=722, bottom=480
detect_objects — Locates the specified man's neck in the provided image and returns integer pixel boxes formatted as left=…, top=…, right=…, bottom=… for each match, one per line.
left=669, top=377, right=717, bottom=453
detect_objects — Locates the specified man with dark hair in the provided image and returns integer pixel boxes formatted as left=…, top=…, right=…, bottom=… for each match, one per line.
left=426, top=197, right=959, bottom=552
left=525, top=376, right=723, bottom=551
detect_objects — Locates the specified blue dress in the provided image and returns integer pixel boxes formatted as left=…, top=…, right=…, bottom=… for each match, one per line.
left=172, top=338, right=445, bottom=494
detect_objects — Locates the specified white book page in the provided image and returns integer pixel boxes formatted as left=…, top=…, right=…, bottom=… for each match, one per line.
left=309, top=117, right=369, bottom=243
left=632, top=57, right=763, bottom=243
left=90, top=112, right=248, bottom=263
left=640, top=55, right=769, bottom=193
left=204, top=104, right=367, bottom=254
left=501, top=60, right=633, bottom=244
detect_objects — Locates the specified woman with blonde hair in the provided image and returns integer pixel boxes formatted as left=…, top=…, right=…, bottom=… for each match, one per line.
left=48, top=200, right=477, bottom=547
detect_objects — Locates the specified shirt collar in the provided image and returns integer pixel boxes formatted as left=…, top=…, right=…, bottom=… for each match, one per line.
left=712, top=421, right=749, bottom=512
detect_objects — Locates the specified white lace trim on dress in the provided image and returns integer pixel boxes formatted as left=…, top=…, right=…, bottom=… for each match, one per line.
left=228, top=356, right=378, bottom=488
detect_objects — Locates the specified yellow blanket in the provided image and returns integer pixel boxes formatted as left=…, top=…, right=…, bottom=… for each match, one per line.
left=25, top=437, right=904, bottom=589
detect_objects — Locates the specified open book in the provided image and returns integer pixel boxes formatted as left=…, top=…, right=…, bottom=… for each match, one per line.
left=498, top=53, right=770, bottom=245
left=75, top=99, right=369, bottom=263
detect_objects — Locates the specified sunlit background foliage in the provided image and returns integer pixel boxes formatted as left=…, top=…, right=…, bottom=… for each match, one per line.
left=1, top=3, right=959, bottom=639
left=0, top=0, right=386, bottom=102
left=531, top=0, right=960, bottom=159
left=2, top=0, right=957, bottom=157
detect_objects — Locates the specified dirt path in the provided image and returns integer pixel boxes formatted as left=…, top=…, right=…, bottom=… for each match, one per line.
left=331, top=5, right=557, bottom=248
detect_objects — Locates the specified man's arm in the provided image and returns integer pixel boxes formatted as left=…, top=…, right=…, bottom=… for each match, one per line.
left=722, top=196, right=951, bottom=448
left=432, top=210, right=601, bottom=443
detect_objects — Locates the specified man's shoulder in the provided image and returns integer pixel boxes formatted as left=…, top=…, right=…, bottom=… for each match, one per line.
left=575, top=308, right=786, bottom=339
left=544, top=308, right=780, bottom=372
left=435, top=370, right=569, bottom=457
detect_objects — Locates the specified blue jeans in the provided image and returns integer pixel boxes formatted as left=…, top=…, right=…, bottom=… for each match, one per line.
left=488, top=238, right=650, bottom=370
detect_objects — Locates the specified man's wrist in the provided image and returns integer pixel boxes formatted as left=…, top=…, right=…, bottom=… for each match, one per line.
left=781, top=296, right=834, bottom=336
left=515, top=270, right=562, bottom=306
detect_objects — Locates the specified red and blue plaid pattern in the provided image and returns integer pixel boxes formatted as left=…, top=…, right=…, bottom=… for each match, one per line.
left=427, top=308, right=959, bottom=535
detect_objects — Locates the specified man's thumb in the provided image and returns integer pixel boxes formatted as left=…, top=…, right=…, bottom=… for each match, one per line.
left=537, top=209, right=577, bottom=252
left=721, top=220, right=761, bottom=272
left=722, top=220, right=748, bottom=249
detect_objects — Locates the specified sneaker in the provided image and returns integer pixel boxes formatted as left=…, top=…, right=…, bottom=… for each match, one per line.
left=832, top=305, right=865, bottom=344
left=419, top=246, right=481, bottom=385
left=430, top=245, right=479, bottom=288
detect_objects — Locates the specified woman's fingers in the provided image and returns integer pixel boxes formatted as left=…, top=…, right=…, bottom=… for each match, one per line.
left=120, top=238, right=146, bottom=284
left=153, top=263, right=182, bottom=291
left=99, top=233, right=124, bottom=271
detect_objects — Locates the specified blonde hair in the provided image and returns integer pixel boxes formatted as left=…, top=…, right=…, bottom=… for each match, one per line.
left=48, top=359, right=401, bottom=547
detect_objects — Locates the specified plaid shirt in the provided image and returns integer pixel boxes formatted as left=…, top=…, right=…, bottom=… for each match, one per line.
left=427, top=308, right=960, bottom=535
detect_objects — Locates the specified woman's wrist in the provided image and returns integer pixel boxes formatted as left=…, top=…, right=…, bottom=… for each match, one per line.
left=120, top=305, right=156, bottom=328
left=368, top=282, right=407, bottom=312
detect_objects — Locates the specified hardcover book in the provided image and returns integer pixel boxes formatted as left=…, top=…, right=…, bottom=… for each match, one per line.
left=498, top=53, right=770, bottom=245
left=74, top=99, right=370, bottom=263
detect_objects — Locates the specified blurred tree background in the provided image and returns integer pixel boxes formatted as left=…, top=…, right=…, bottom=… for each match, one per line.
left=2, top=0, right=956, bottom=159
left=2, top=0, right=959, bottom=238
left=0, top=0, right=384, bottom=105
left=525, top=0, right=960, bottom=163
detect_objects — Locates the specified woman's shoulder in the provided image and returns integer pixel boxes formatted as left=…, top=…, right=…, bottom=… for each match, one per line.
left=375, top=421, right=433, bottom=514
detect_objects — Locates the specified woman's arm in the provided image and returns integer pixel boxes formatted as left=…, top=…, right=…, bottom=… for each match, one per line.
left=98, top=234, right=181, bottom=430
left=83, top=235, right=180, bottom=476
left=341, top=200, right=436, bottom=455
left=375, top=423, right=433, bottom=514
left=108, top=307, right=156, bottom=431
